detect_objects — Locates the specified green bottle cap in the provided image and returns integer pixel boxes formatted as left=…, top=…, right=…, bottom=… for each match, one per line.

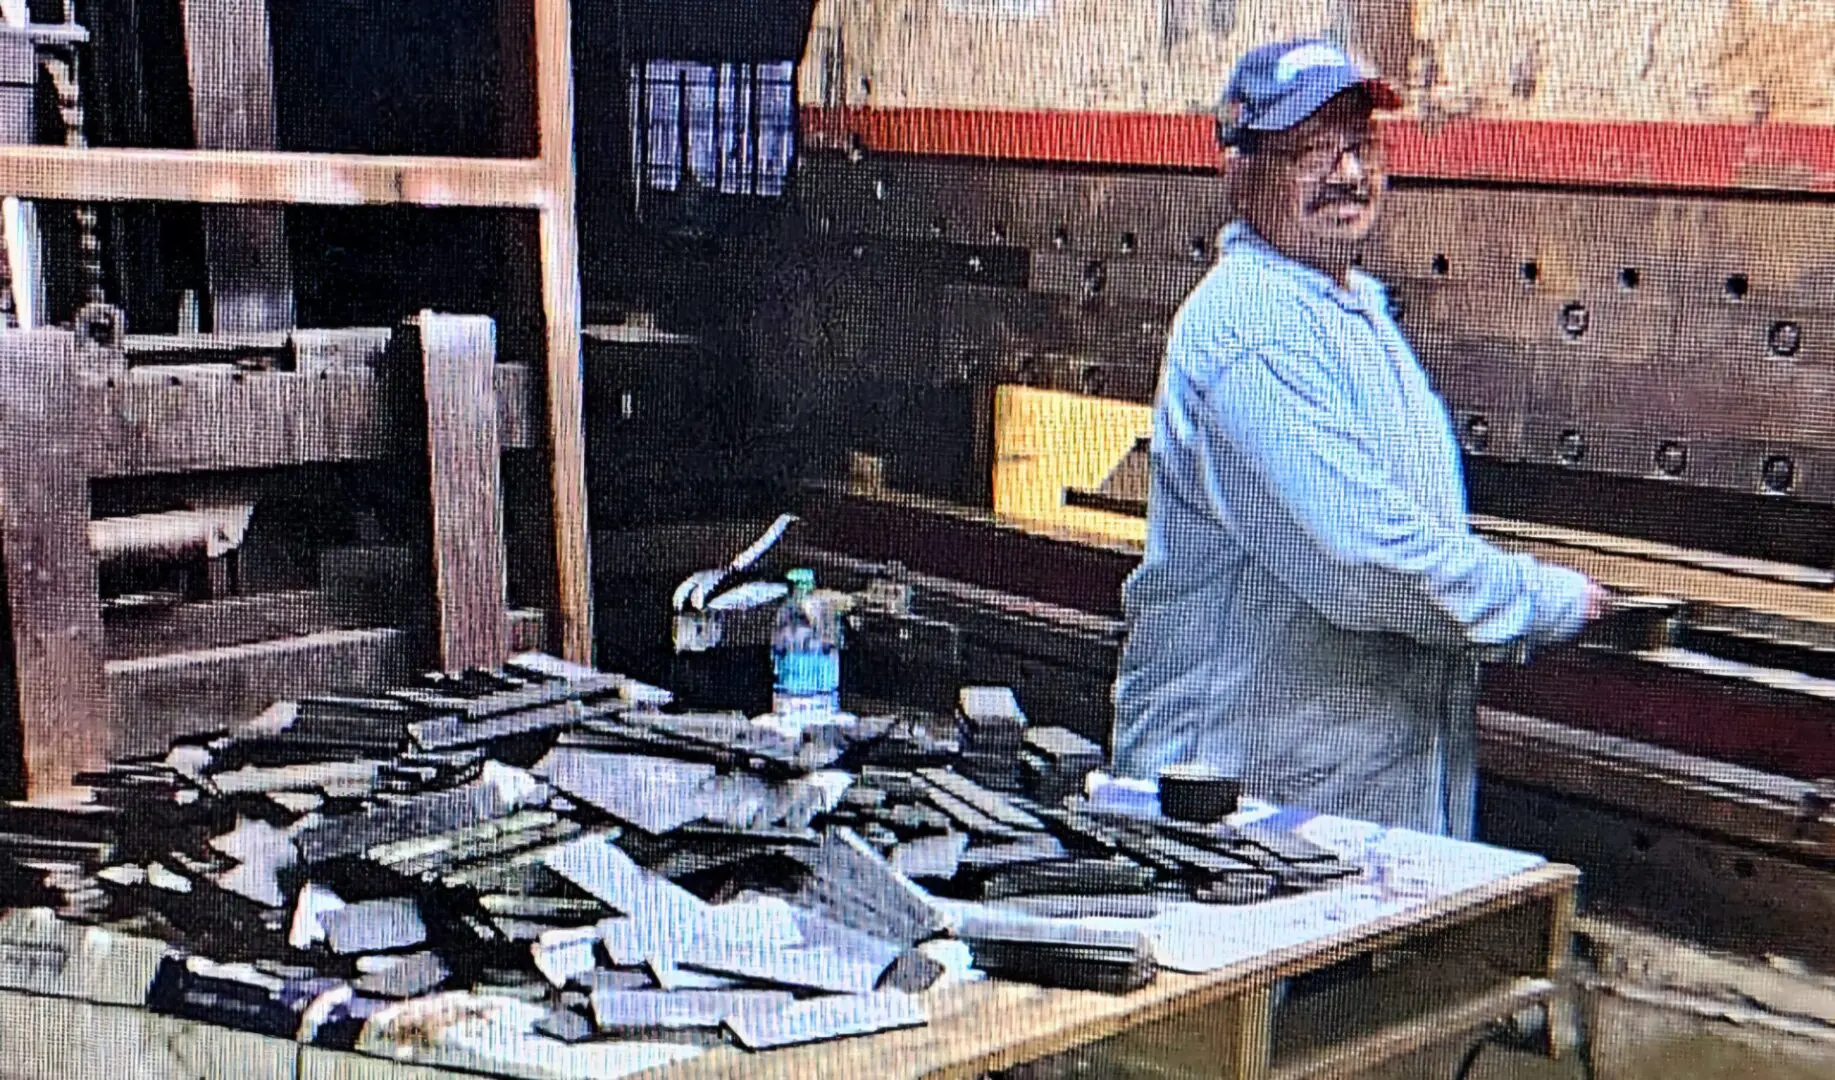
left=786, top=568, right=816, bottom=591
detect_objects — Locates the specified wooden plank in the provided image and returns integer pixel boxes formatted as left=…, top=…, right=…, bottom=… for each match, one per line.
left=415, top=313, right=510, bottom=672
left=0, top=332, right=110, bottom=800
left=1543, top=880, right=1581, bottom=1060
left=0, top=146, right=548, bottom=207
left=533, top=0, right=593, bottom=663
left=181, top=0, right=296, bottom=333
left=1488, top=531, right=1835, bottom=627
left=0, top=991, right=296, bottom=1080
left=94, top=363, right=535, bottom=477
left=991, top=385, right=1150, bottom=547
left=105, top=627, right=412, bottom=757
left=1270, top=978, right=1556, bottom=1080
left=628, top=866, right=1578, bottom=1080
left=103, top=589, right=356, bottom=662
left=0, top=866, right=1573, bottom=1080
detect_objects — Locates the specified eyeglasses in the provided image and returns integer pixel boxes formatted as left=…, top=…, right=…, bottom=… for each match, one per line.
left=1275, top=137, right=1385, bottom=179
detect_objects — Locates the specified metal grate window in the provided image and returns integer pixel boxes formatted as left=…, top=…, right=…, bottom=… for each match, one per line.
left=629, top=59, right=795, bottom=196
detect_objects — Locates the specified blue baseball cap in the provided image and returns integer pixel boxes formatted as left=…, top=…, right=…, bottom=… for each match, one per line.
left=1218, top=38, right=1401, bottom=148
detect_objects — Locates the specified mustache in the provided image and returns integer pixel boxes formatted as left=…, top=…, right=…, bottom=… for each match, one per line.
left=1307, top=186, right=1372, bottom=211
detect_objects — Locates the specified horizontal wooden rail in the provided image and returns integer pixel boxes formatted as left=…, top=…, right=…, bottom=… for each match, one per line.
left=0, top=146, right=551, bottom=207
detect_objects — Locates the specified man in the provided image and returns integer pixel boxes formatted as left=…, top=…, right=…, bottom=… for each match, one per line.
left=1110, top=38, right=1609, bottom=840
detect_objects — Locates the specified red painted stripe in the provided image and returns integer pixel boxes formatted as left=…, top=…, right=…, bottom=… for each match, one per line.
left=802, top=105, right=1835, bottom=193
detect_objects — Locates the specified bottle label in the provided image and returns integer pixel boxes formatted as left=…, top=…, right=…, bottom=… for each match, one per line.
left=774, top=649, right=840, bottom=697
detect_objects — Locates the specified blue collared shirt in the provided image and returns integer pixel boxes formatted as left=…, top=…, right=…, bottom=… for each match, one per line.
left=1110, top=221, right=1590, bottom=839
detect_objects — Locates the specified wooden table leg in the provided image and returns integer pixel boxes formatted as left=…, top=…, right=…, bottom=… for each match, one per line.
left=1222, top=985, right=1276, bottom=1080
left=1543, top=884, right=1581, bottom=1059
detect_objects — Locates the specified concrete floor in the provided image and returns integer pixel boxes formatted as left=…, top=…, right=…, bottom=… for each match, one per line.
left=1011, top=982, right=1835, bottom=1080
left=1313, top=991, right=1835, bottom=1080
left=1374, top=1031, right=1835, bottom=1080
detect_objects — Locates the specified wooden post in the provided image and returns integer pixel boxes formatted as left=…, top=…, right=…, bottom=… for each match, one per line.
left=1543, top=884, right=1582, bottom=1059
left=180, top=0, right=296, bottom=332
left=0, top=333, right=110, bottom=799
left=532, top=0, right=594, bottom=664
left=416, top=313, right=512, bottom=672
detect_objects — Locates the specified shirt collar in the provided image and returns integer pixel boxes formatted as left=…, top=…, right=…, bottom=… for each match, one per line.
left=1218, top=221, right=1379, bottom=313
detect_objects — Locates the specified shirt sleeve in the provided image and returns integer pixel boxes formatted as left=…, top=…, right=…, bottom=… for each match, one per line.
left=1178, top=327, right=1592, bottom=649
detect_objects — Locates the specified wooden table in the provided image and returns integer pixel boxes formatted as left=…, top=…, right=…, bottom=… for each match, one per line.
left=0, top=861, right=1576, bottom=1080
left=632, top=863, right=1579, bottom=1080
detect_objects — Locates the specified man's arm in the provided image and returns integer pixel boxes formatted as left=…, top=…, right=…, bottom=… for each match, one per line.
left=1180, top=332, right=1594, bottom=649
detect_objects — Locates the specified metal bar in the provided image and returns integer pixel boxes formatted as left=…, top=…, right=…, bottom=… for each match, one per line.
left=749, top=62, right=762, bottom=195
left=533, top=0, right=593, bottom=663
left=0, top=146, right=550, bottom=207
left=712, top=63, right=723, bottom=192
left=677, top=67, right=690, bottom=190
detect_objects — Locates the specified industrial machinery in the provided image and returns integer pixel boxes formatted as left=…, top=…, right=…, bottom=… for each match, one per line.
left=0, top=1, right=587, bottom=800
left=720, top=1, right=1835, bottom=971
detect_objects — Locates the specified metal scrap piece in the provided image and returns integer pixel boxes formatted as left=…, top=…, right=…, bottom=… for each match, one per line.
left=958, top=833, right=1070, bottom=872
left=723, top=991, right=928, bottom=1051
left=353, top=951, right=450, bottom=998
left=534, top=1006, right=595, bottom=1043
left=543, top=832, right=708, bottom=926
left=915, top=769, right=1045, bottom=832
left=590, top=988, right=794, bottom=1033
left=207, top=817, right=296, bottom=908
left=295, top=778, right=529, bottom=864
left=533, top=748, right=717, bottom=835
left=533, top=925, right=602, bottom=987
left=982, top=856, right=1155, bottom=899
left=319, top=898, right=427, bottom=955
left=888, top=832, right=969, bottom=879
left=795, top=828, right=948, bottom=947
left=387, top=671, right=623, bottom=719
left=409, top=701, right=583, bottom=752
left=679, top=943, right=892, bottom=995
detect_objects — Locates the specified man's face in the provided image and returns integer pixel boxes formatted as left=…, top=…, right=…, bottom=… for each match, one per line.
left=1236, top=91, right=1386, bottom=265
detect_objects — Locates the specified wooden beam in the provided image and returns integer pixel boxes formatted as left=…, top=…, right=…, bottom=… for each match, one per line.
left=104, top=590, right=353, bottom=662
left=0, top=332, right=110, bottom=799
left=105, top=628, right=412, bottom=758
left=415, top=313, right=511, bottom=672
left=0, top=146, right=550, bottom=207
left=95, top=363, right=535, bottom=476
left=533, top=0, right=593, bottom=663
left=180, top=0, right=296, bottom=333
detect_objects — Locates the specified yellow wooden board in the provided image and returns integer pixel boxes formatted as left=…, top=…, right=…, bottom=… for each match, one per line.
left=991, top=384, right=1150, bottom=548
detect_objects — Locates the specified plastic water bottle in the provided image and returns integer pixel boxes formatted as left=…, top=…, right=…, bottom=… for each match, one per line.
left=771, top=568, right=842, bottom=714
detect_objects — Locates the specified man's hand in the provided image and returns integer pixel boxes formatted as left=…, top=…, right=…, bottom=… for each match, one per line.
left=1583, top=581, right=1614, bottom=622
